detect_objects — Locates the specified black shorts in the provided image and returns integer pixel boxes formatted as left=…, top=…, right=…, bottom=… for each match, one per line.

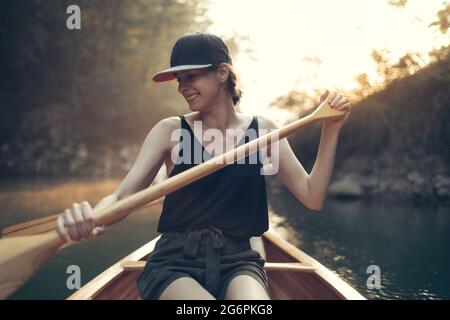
left=137, top=227, right=270, bottom=300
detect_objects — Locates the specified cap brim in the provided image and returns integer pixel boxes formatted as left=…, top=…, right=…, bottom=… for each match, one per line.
left=152, top=64, right=213, bottom=82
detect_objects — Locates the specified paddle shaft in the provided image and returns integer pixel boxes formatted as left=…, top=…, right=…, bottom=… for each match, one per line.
left=2, top=197, right=165, bottom=238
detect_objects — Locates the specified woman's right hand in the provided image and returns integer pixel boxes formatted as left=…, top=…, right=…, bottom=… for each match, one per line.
left=56, top=201, right=106, bottom=242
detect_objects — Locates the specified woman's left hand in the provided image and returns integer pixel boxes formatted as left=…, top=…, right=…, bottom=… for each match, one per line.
left=319, top=90, right=352, bottom=131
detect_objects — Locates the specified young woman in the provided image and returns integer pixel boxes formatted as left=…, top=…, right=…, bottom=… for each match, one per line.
left=56, top=32, right=352, bottom=300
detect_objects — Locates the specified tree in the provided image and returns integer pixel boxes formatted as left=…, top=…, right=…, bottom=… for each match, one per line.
left=0, top=0, right=220, bottom=177
left=429, top=2, right=450, bottom=34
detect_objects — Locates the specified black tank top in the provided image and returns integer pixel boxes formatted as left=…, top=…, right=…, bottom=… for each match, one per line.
left=157, top=115, right=269, bottom=239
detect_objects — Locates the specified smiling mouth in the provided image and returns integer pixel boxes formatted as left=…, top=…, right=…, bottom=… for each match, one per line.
left=186, top=93, right=200, bottom=101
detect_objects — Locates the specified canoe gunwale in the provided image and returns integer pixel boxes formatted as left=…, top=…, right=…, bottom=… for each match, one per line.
left=67, top=235, right=161, bottom=300
left=263, top=228, right=365, bottom=300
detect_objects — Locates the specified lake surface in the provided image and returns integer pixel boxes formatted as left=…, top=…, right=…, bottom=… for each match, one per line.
left=267, top=190, right=450, bottom=300
left=1, top=178, right=449, bottom=299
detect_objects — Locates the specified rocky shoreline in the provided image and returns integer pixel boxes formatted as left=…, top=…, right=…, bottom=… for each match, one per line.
left=326, top=171, right=450, bottom=202
left=266, top=155, right=450, bottom=203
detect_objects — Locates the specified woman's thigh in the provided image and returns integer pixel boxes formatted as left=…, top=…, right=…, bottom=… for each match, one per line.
left=224, top=274, right=270, bottom=300
left=159, top=276, right=216, bottom=300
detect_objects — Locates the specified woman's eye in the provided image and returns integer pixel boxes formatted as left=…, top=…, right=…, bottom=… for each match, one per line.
left=177, top=73, right=199, bottom=83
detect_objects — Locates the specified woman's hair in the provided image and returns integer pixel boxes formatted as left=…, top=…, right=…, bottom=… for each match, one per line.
left=208, top=64, right=243, bottom=106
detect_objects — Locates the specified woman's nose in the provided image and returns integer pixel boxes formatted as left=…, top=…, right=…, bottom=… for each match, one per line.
left=178, top=82, right=189, bottom=94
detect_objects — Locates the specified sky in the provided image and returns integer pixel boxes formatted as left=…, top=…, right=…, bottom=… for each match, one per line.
left=205, top=0, right=449, bottom=122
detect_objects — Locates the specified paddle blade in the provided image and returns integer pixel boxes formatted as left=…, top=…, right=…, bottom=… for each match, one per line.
left=0, top=231, right=63, bottom=299
left=2, top=214, right=59, bottom=238
left=2, top=219, right=58, bottom=239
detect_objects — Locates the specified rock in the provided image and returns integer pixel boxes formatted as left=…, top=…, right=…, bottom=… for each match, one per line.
left=390, top=179, right=412, bottom=194
left=406, top=171, right=426, bottom=185
left=340, top=156, right=376, bottom=176
left=405, top=171, right=430, bottom=196
left=360, top=175, right=378, bottom=190
left=328, top=175, right=364, bottom=199
left=433, top=174, right=450, bottom=200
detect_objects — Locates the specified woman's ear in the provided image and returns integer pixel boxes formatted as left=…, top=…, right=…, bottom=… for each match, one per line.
left=217, top=63, right=230, bottom=83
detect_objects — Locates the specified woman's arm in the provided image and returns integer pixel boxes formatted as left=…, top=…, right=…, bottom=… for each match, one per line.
left=305, top=124, right=341, bottom=210
left=259, top=91, right=351, bottom=211
left=260, top=125, right=319, bottom=210
left=113, top=117, right=177, bottom=200
left=57, top=117, right=178, bottom=241
left=308, top=91, right=352, bottom=209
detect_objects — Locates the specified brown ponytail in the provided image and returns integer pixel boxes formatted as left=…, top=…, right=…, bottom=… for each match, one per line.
left=209, top=64, right=243, bottom=106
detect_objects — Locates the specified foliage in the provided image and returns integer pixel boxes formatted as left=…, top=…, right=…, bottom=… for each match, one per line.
left=0, top=0, right=214, bottom=177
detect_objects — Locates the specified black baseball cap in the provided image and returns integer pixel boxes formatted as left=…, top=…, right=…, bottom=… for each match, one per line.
left=152, top=32, right=232, bottom=82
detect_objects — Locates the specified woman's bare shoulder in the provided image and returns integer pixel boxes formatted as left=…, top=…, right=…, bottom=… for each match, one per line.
left=142, top=116, right=181, bottom=153
left=156, top=116, right=182, bottom=130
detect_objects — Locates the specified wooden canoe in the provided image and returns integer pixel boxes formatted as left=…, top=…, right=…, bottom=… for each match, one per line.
left=67, top=226, right=366, bottom=300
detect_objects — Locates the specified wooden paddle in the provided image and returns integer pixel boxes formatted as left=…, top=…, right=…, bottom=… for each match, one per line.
left=1, top=197, right=165, bottom=238
left=0, top=100, right=345, bottom=299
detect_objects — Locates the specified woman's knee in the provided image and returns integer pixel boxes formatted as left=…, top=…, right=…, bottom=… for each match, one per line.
left=224, top=274, right=270, bottom=300
left=159, top=276, right=216, bottom=300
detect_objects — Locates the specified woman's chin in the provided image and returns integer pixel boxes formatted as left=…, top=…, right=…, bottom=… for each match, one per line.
left=188, top=102, right=203, bottom=111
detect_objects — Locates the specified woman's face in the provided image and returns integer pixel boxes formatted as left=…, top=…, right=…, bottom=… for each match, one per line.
left=175, top=65, right=227, bottom=111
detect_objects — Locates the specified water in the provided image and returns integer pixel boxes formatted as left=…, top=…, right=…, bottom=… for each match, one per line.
left=267, top=191, right=450, bottom=300
left=1, top=179, right=449, bottom=299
